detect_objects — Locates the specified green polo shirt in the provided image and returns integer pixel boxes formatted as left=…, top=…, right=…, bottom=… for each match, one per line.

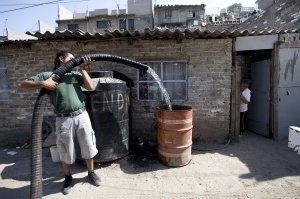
left=28, top=71, right=84, bottom=113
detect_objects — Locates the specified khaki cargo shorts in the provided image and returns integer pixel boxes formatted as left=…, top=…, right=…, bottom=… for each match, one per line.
left=55, top=111, right=98, bottom=164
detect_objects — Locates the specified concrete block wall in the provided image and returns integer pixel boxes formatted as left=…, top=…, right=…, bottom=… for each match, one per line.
left=133, top=16, right=153, bottom=31
left=155, top=7, right=183, bottom=25
left=154, top=5, right=205, bottom=27
left=57, top=15, right=152, bottom=34
left=0, top=37, right=232, bottom=145
left=128, top=0, right=153, bottom=15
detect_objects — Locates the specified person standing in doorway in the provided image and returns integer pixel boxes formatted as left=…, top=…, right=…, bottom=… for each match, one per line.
left=18, top=50, right=100, bottom=195
left=240, top=79, right=251, bottom=136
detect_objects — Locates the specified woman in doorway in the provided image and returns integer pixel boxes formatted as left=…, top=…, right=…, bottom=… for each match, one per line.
left=240, top=79, right=251, bottom=136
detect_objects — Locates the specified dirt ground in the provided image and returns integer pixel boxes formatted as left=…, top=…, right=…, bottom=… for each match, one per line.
left=1, top=130, right=300, bottom=199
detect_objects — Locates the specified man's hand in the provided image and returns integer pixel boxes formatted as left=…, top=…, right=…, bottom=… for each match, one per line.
left=43, top=74, right=58, bottom=90
left=18, top=74, right=58, bottom=91
left=79, top=56, right=93, bottom=71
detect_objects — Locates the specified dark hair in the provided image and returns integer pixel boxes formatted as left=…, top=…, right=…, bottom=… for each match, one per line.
left=53, top=50, right=73, bottom=70
left=241, top=79, right=251, bottom=86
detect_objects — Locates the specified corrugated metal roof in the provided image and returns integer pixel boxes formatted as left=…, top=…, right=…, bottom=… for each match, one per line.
left=24, top=28, right=300, bottom=41
left=229, top=0, right=300, bottom=31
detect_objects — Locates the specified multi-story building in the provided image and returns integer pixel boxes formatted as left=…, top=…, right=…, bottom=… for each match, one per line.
left=205, top=4, right=255, bottom=31
left=240, top=7, right=256, bottom=22
left=226, top=4, right=242, bottom=19
left=154, top=4, right=206, bottom=29
left=240, top=7, right=256, bottom=16
left=56, top=0, right=154, bottom=33
left=256, top=0, right=274, bottom=10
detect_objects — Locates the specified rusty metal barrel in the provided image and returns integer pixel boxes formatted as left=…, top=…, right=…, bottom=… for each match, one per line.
left=157, top=105, right=193, bottom=167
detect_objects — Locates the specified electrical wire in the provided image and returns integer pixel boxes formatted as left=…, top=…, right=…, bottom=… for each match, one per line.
left=192, top=138, right=231, bottom=151
left=0, top=0, right=89, bottom=14
left=0, top=0, right=63, bottom=14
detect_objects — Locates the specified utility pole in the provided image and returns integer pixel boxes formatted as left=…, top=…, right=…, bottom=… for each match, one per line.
left=114, top=0, right=120, bottom=14
left=3, top=19, right=7, bottom=36
left=114, top=0, right=120, bottom=30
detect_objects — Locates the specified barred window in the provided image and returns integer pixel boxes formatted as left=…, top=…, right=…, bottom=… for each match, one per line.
left=67, top=24, right=79, bottom=31
left=137, top=61, right=188, bottom=101
left=128, top=19, right=135, bottom=32
left=165, top=9, right=172, bottom=18
left=119, top=19, right=127, bottom=31
left=0, top=58, right=11, bottom=102
left=97, top=20, right=111, bottom=29
left=187, top=10, right=204, bottom=18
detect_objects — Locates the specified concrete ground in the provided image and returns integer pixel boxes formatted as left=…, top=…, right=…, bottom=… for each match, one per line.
left=1, top=130, right=300, bottom=199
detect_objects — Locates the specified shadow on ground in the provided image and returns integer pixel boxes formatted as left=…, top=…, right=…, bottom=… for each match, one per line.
left=192, top=130, right=300, bottom=182
left=1, top=130, right=300, bottom=198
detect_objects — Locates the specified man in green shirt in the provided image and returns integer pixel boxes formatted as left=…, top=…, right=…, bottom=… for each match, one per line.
left=18, top=50, right=100, bottom=195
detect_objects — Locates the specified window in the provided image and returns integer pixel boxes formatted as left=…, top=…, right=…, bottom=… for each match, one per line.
left=165, top=9, right=172, bottom=18
left=194, top=10, right=201, bottom=17
left=67, top=24, right=79, bottom=31
left=0, top=58, right=11, bottom=102
left=137, top=61, right=188, bottom=101
left=119, top=19, right=127, bottom=31
left=187, top=10, right=203, bottom=18
left=187, top=11, right=193, bottom=17
left=97, top=20, right=111, bottom=29
left=128, top=19, right=135, bottom=32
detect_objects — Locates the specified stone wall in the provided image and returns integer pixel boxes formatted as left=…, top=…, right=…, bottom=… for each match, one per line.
left=0, top=37, right=232, bottom=145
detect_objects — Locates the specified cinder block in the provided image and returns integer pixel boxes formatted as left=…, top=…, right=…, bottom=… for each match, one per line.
left=288, top=126, right=300, bottom=151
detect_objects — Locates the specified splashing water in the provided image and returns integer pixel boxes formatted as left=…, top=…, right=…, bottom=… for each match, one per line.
left=147, top=67, right=173, bottom=111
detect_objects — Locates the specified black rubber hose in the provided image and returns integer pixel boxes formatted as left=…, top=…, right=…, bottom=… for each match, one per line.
left=30, top=54, right=149, bottom=199
left=53, top=54, right=149, bottom=78
left=30, top=89, right=51, bottom=199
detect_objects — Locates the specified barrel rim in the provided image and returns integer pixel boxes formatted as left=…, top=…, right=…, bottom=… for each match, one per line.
left=157, top=105, right=192, bottom=111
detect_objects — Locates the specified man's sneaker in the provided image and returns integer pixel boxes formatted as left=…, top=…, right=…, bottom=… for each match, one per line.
left=63, top=174, right=73, bottom=195
left=88, top=171, right=101, bottom=186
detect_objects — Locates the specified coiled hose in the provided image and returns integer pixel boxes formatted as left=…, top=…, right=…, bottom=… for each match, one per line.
left=30, top=54, right=149, bottom=199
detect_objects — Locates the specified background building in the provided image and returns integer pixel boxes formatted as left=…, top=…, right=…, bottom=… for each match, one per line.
left=56, top=0, right=154, bottom=33
left=256, top=0, right=274, bottom=10
left=154, top=4, right=206, bottom=29
left=240, top=7, right=256, bottom=22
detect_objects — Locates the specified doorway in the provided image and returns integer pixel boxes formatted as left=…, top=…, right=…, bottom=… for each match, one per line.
left=245, top=60, right=271, bottom=137
left=236, top=50, right=273, bottom=138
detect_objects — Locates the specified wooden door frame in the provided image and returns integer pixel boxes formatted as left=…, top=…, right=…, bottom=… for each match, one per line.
left=230, top=38, right=241, bottom=142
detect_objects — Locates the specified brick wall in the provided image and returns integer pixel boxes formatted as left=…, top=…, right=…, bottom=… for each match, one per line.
left=0, top=38, right=232, bottom=145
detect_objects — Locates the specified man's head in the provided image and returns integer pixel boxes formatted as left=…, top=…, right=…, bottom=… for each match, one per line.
left=241, top=79, right=250, bottom=91
left=53, top=50, right=74, bottom=70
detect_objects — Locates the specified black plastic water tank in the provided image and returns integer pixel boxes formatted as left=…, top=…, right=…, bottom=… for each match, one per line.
left=80, top=71, right=130, bottom=162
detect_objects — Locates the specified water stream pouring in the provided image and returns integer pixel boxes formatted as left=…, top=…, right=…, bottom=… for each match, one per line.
left=147, top=67, right=172, bottom=111
left=29, top=54, right=172, bottom=199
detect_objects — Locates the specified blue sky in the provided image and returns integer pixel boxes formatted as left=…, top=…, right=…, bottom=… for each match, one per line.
left=0, top=0, right=256, bottom=35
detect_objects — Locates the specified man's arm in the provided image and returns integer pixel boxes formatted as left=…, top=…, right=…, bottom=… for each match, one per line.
left=18, top=74, right=58, bottom=91
left=79, top=56, right=94, bottom=90
left=240, top=94, right=249, bottom=104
